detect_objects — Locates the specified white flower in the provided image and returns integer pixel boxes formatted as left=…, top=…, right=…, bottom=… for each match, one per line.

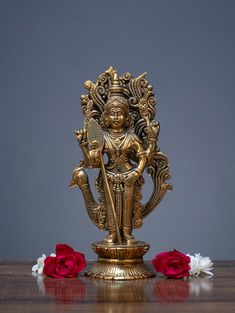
left=32, top=253, right=56, bottom=275
left=188, top=253, right=214, bottom=277
left=32, top=254, right=46, bottom=275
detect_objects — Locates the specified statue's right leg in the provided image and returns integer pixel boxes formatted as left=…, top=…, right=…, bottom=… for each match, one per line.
left=102, top=182, right=117, bottom=244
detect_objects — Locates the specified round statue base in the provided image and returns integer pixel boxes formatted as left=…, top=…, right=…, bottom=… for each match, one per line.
left=85, top=241, right=155, bottom=280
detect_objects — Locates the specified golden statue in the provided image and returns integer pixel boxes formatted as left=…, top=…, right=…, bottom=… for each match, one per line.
left=70, top=67, right=172, bottom=279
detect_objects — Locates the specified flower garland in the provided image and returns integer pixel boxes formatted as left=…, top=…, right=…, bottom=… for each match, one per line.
left=32, top=244, right=86, bottom=278
left=152, top=249, right=213, bottom=278
left=33, top=245, right=213, bottom=279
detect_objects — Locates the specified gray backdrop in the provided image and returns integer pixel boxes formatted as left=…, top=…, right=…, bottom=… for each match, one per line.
left=0, top=0, right=234, bottom=261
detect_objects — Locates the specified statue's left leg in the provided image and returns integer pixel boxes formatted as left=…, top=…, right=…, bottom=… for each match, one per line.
left=123, top=185, right=136, bottom=245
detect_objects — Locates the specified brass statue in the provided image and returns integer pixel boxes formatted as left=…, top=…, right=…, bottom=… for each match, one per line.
left=70, top=67, right=172, bottom=279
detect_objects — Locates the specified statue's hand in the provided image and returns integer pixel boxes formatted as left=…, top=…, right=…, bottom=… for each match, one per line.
left=124, top=170, right=140, bottom=186
left=146, top=121, right=160, bottom=140
left=75, top=128, right=87, bottom=143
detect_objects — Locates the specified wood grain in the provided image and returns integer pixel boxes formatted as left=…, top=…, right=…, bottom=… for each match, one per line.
left=0, top=261, right=235, bottom=312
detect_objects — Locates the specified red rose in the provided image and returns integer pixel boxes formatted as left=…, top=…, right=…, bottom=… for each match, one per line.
left=43, top=244, right=86, bottom=278
left=152, top=249, right=190, bottom=278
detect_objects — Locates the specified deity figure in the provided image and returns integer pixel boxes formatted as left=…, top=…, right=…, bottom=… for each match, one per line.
left=70, top=67, right=171, bottom=279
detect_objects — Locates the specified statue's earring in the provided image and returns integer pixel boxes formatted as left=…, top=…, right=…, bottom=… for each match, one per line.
left=104, top=119, right=109, bottom=128
left=128, top=115, right=134, bottom=128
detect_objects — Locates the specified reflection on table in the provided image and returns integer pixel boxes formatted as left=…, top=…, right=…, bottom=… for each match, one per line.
left=33, top=272, right=213, bottom=306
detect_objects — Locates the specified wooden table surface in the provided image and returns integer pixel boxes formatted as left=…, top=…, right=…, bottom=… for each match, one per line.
left=0, top=261, right=235, bottom=313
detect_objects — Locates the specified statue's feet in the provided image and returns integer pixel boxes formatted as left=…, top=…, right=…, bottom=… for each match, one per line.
left=102, top=233, right=116, bottom=244
left=124, top=234, right=136, bottom=245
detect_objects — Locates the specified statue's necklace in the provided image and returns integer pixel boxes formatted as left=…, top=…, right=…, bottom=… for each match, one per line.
left=109, top=131, right=127, bottom=148
left=108, top=131, right=128, bottom=159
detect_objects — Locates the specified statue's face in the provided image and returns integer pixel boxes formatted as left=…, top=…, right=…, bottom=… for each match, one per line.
left=108, top=106, right=127, bottom=130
